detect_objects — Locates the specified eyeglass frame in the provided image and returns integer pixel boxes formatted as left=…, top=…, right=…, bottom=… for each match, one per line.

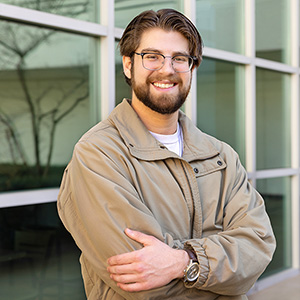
left=134, top=52, right=197, bottom=73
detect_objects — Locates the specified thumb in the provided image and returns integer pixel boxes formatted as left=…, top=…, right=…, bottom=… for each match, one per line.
left=125, top=228, right=156, bottom=246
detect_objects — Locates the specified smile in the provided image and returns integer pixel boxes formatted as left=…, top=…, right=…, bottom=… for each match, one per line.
left=153, top=82, right=175, bottom=89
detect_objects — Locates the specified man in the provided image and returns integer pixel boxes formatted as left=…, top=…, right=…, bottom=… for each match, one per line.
left=57, top=9, right=276, bottom=300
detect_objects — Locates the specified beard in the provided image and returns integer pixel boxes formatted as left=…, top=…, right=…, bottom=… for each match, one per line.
left=131, top=70, right=192, bottom=114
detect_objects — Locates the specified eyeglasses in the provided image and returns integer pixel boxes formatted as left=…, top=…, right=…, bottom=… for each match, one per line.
left=134, top=52, right=196, bottom=73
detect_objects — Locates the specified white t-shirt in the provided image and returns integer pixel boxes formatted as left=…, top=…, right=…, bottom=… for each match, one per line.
left=150, top=123, right=183, bottom=157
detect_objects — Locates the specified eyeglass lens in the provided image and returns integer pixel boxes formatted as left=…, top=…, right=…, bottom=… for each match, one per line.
left=142, top=53, right=192, bottom=72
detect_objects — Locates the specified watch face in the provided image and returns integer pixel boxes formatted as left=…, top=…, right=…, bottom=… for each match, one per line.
left=187, top=262, right=200, bottom=281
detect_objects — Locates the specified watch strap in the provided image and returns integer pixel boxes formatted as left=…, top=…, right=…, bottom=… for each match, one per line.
left=185, top=248, right=198, bottom=263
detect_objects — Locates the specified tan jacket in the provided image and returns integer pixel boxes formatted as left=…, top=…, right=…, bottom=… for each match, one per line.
left=57, top=99, right=276, bottom=300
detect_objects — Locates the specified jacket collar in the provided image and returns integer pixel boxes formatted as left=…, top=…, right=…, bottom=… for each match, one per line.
left=109, top=99, right=219, bottom=162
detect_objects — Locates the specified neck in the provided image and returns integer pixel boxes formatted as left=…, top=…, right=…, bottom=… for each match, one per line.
left=131, top=97, right=179, bottom=135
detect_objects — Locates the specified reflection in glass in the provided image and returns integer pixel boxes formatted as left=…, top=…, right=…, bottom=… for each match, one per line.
left=0, top=203, right=85, bottom=299
left=1, top=0, right=95, bottom=22
left=0, top=20, right=91, bottom=192
left=115, top=0, right=182, bottom=28
left=115, top=41, right=131, bottom=106
left=197, top=58, right=245, bottom=164
left=257, top=177, right=292, bottom=276
left=256, top=68, right=291, bottom=170
left=256, top=0, right=290, bottom=63
left=196, top=0, right=244, bottom=54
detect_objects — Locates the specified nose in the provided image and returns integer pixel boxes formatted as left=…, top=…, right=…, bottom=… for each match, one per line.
left=158, top=57, right=175, bottom=73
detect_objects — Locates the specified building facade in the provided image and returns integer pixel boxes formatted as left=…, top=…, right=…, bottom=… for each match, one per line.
left=0, top=0, right=299, bottom=298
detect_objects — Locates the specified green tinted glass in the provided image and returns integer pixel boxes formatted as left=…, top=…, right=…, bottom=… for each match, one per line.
left=197, top=58, right=245, bottom=164
left=115, top=0, right=182, bottom=28
left=0, top=20, right=92, bottom=192
left=0, top=0, right=96, bottom=22
left=196, top=0, right=244, bottom=54
left=257, top=177, right=292, bottom=276
left=256, top=68, right=291, bottom=170
left=256, top=0, right=290, bottom=63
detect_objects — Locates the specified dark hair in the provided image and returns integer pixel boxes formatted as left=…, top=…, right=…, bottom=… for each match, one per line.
left=119, top=9, right=203, bottom=85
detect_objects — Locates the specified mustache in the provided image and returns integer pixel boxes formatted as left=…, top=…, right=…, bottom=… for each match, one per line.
left=146, top=74, right=181, bottom=84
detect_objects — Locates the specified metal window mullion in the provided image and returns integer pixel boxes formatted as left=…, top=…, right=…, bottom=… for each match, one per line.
left=183, top=0, right=197, bottom=124
left=255, top=168, right=300, bottom=179
left=0, top=189, right=59, bottom=208
left=245, top=0, right=256, bottom=186
left=255, top=58, right=298, bottom=73
left=0, top=3, right=106, bottom=36
left=203, top=47, right=251, bottom=64
left=290, top=0, right=300, bottom=270
left=100, top=0, right=115, bottom=120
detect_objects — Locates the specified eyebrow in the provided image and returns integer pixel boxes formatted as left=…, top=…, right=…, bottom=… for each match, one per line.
left=140, top=48, right=190, bottom=56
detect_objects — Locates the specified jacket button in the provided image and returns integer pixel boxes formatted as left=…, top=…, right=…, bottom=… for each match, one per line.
left=217, top=160, right=222, bottom=166
left=193, top=167, right=199, bottom=174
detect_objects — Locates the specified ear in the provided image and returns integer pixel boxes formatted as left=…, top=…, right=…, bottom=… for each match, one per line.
left=123, top=56, right=132, bottom=79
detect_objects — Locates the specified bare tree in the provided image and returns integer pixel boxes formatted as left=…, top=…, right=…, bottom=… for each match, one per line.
left=0, top=0, right=89, bottom=190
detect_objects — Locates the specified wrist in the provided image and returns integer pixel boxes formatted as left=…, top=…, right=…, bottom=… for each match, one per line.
left=176, top=249, right=190, bottom=279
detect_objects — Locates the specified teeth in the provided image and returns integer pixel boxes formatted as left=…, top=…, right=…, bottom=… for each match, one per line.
left=153, top=82, right=174, bottom=89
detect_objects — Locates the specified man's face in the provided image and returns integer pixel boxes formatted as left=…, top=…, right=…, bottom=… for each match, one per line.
left=126, top=28, right=193, bottom=114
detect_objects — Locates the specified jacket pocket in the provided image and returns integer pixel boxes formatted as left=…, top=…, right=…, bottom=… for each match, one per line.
left=192, top=155, right=226, bottom=177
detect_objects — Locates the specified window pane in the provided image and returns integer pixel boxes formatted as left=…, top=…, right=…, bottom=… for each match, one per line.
left=115, top=41, right=131, bottom=106
left=196, top=0, right=244, bottom=54
left=256, top=68, right=291, bottom=170
left=0, top=21, right=92, bottom=192
left=197, top=58, right=245, bottom=164
left=0, top=203, right=85, bottom=299
left=115, top=0, right=182, bottom=28
left=1, top=0, right=96, bottom=22
left=257, top=177, right=292, bottom=276
left=256, top=0, right=290, bottom=63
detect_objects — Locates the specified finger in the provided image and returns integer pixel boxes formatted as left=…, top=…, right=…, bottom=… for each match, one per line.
left=107, top=262, right=140, bottom=275
left=125, top=228, right=157, bottom=246
left=110, top=272, right=139, bottom=284
left=107, top=250, right=141, bottom=266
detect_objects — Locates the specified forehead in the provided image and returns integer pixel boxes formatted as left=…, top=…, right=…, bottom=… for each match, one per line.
left=137, top=28, right=189, bottom=54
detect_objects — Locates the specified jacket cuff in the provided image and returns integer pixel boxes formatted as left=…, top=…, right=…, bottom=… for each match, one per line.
left=184, top=240, right=210, bottom=288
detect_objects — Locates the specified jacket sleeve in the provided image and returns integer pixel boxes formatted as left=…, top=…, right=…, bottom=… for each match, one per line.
left=57, top=140, right=192, bottom=299
left=184, top=152, right=276, bottom=295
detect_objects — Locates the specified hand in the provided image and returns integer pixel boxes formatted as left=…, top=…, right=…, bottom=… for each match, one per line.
left=107, top=228, right=189, bottom=292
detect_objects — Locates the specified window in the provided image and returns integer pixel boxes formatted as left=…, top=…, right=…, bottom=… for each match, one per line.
left=0, top=21, right=92, bottom=192
left=115, top=41, right=131, bottom=106
left=115, top=0, right=182, bottom=28
left=256, top=0, right=290, bottom=63
left=0, top=203, right=85, bottom=299
left=197, top=58, right=245, bottom=163
left=257, top=177, right=292, bottom=276
left=256, top=68, right=291, bottom=170
left=196, top=0, right=244, bottom=54
left=1, top=0, right=96, bottom=22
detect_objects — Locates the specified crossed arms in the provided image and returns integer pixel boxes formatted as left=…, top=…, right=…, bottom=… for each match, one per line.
left=57, top=140, right=276, bottom=298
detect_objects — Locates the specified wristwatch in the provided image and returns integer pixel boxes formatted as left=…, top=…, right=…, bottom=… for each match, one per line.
left=183, top=248, right=200, bottom=283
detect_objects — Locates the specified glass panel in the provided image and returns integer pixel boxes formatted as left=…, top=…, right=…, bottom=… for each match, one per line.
left=0, top=203, right=85, bottom=299
left=257, top=177, right=292, bottom=276
left=1, top=0, right=96, bottom=22
left=115, top=41, right=131, bottom=106
left=196, top=0, right=244, bottom=54
left=0, top=20, right=92, bottom=192
left=197, top=58, right=245, bottom=164
left=256, top=0, right=290, bottom=63
left=115, top=0, right=182, bottom=28
left=256, top=68, right=291, bottom=170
